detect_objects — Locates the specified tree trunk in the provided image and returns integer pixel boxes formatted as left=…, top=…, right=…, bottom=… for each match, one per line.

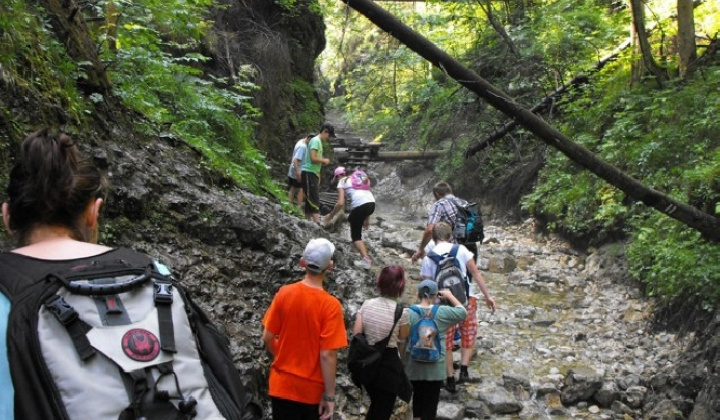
left=478, top=0, right=521, bottom=58
left=38, top=0, right=111, bottom=94
left=629, top=0, right=667, bottom=87
left=341, top=0, right=720, bottom=241
left=677, top=0, right=697, bottom=78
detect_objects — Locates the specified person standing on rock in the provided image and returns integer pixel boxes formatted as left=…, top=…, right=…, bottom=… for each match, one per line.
left=411, top=181, right=478, bottom=263
left=287, top=134, right=312, bottom=208
left=404, top=280, right=467, bottom=420
left=323, top=166, right=376, bottom=269
left=301, top=123, right=334, bottom=223
left=261, top=238, right=347, bottom=420
left=420, top=222, right=496, bottom=392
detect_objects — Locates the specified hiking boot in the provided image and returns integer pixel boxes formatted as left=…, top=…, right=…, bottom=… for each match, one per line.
left=445, top=376, right=456, bottom=393
left=353, top=257, right=371, bottom=269
left=458, top=369, right=470, bottom=384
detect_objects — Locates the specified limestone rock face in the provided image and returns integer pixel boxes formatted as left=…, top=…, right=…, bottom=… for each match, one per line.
left=206, top=1, right=326, bottom=165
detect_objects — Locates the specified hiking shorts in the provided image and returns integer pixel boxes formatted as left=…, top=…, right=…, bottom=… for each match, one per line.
left=301, top=171, right=320, bottom=215
left=287, top=176, right=301, bottom=190
left=445, top=296, right=478, bottom=349
left=348, top=202, right=375, bottom=242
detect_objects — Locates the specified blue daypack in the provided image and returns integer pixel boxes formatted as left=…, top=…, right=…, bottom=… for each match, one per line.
left=408, top=305, right=441, bottom=363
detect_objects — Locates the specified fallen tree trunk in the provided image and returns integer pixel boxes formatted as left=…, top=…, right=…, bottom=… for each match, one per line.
left=341, top=0, right=720, bottom=241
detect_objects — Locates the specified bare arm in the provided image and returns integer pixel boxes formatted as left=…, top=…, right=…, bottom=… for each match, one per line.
left=261, top=328, right=277, bottom=357
left=351, top=313, right=363, bottom=336
left=397, top=323, right=409, bottom=356
left=438, top=288, right=463, bottom=308
left=466, top=259, right=496, bottom=312
left=318, top=349, right=338, bottom=420
left=411, top=223, right=434, bottom=262
left=292, top=157, right=302, bottom=180
left=324, top=187, right=345, bottom=224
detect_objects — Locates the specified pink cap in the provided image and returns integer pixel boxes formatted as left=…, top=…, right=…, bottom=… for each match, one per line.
left=333, top=166, right=346, bottom=178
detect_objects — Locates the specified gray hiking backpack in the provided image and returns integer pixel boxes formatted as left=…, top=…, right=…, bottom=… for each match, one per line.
left=428, top=244, right=469, bottom=307
left=0, top=248, right=262, bottom=420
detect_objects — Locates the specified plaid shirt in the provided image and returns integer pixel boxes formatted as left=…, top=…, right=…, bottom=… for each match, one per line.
left=427, top=194, right=466, bottom=226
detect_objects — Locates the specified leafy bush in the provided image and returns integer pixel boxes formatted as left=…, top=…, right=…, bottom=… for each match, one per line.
left=627, top=215, right=720, bottom=312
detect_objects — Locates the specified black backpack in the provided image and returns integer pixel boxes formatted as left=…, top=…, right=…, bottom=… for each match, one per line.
left=451, top=199, right=485, bottom=245
left=0, top=248, right=262, bottom=420
left=347, top=304, right=402, bottom=387
left=427, top=244, right=469, bottom=307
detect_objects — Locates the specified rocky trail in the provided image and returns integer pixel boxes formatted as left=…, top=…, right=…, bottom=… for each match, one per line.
left=325, top=164, right=689, bottom=420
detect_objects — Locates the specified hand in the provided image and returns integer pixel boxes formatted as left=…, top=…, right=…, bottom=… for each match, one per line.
left=484, top=295, right=497, bottom=313
left=319, top=400, right=334, bottom=420
left=411, top=249, right=424, bottom=263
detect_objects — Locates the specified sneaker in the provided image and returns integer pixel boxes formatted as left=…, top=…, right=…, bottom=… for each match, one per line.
left=445, top=376, right=456, bottom=393
left=353, top=257, right=371, bottom=269
left=458, top=369, right=470, bottom=384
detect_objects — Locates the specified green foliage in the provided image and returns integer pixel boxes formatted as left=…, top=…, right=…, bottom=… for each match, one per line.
left=322, top=0, right=719, bottom=312
left=0, top=0, right=91, bottom=124
left=525, top=63, right=720, bottom=309
left=627, top=216, right=720, bottom=312
left=289, top=78, right=323, bottom=131
left=103, top=0, right=288, bottom=201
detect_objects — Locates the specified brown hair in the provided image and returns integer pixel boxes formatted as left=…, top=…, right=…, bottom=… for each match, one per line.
left=432, top=181, right=452, bottom=198
left=5, top=129, right=107, bottom=245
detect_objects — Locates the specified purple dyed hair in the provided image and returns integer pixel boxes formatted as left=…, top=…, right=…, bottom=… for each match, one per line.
left=377, top=265, right=406, bottom=298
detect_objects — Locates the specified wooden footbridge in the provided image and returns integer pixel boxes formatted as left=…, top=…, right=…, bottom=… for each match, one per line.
left=330, top=137, right=443, bottom=167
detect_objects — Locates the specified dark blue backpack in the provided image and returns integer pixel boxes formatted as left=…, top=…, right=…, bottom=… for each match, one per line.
left=408, top=305, right=441, bottom=363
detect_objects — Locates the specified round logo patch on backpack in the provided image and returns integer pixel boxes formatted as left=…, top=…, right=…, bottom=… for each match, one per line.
left=122, top=329, right=160, bottom=361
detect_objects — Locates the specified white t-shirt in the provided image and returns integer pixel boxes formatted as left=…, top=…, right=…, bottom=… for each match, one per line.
left=337, top=177, right=375, bottom=209
left=421, top=241, right=478, bottom=296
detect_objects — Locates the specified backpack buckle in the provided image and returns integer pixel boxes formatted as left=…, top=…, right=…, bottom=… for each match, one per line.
left=153, top=281, right=173, bottom=304
left=45, top=295, right=78, bottom=325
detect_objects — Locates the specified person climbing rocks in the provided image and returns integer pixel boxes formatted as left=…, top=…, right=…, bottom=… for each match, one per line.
left=323, top=166, right=375, bottom=269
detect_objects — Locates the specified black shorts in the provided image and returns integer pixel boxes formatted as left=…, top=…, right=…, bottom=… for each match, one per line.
left=348, top=202, right=375, bottom=242
left=301, top=171, right=320, bottom=215
left=287, top=176, right=302, bottom=190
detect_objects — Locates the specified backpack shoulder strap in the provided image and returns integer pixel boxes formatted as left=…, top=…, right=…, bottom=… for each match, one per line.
left=429, top=305, right=440, bottom=319
left=409, top=305, right=423, bottom=316
left=449, top=244, right=459, bottom=258
left=427, top=251, right=443, bottom=265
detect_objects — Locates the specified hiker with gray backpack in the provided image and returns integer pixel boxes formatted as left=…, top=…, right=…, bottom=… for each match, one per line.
left=420, top=222, right=496, bottom=393
left=403, top=280, right=466, bottom=420
left=0, top=129, right=261, bottom=420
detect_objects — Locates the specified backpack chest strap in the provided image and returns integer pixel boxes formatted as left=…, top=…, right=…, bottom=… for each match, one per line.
left=44, top=295, right=96, bottom=361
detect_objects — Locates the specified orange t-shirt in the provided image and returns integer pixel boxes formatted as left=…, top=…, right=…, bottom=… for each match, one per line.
left=262, top=281, right=348, bottom=404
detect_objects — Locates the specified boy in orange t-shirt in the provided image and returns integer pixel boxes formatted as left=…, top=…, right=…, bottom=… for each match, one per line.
left=262, top=238, right=347, bottom=420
